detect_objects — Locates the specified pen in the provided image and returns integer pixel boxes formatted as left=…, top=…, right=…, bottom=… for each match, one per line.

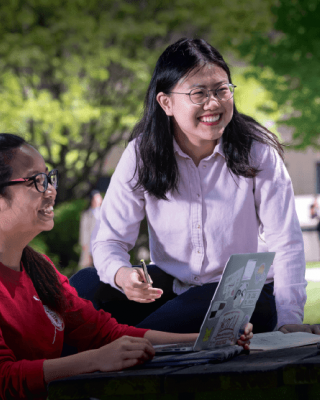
left=140, top=259, right=152, bottom=285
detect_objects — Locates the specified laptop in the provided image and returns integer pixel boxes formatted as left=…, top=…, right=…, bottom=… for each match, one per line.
left=155, top=252, right=275, bottom=354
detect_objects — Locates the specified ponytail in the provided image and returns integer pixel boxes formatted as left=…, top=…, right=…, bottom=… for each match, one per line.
left=22, top=246, right=69, bottom=315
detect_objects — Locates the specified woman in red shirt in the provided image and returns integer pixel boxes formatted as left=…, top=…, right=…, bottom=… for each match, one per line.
left=0, top=133, right=252, bottom=399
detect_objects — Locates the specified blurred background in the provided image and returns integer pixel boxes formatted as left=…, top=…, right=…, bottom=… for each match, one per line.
left=1, top=0, right=320, bottom=321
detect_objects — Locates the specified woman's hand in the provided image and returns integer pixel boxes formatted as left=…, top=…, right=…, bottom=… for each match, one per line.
left=279, top=324, right=320, bottom=334
left=236, top=323, right=253, bottom=350
left=115, top=266, right=163, bottom=303
left=95, top=336, right=155, bottom=372
left=44, top=336, right=155, bottom=383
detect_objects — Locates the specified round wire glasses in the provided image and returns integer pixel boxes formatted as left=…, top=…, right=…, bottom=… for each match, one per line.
left=170, top=83, right=236, bottom=105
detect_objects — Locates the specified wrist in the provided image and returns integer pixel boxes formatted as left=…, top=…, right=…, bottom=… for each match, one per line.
left=114, top=267, right=129, bottom=289
left=90, top=348, right=101, bottom=372
left=43, top=349, right=100, bottom=384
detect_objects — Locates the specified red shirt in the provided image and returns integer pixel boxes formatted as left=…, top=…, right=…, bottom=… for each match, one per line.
left=0, top=258, right=148, bottom=399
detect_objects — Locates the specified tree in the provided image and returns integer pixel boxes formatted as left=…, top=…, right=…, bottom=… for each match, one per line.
left=238, top=0, right=320, bottom=148
left=0, top=0, right=276, bottom=201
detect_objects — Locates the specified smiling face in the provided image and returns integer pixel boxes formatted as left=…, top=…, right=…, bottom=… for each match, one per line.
left=0, top=144, right=57, bottom=242
left=157, top=64, right=234, bottom=163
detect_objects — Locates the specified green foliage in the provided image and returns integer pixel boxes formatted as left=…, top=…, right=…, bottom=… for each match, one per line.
left=0, top=0, right=277, bottom=202
left=1, top=0, right=297, bottom=273
left=238, top=0, right=320, bottom=148
left=232, top=66, right=282, bottom=135
left=29, top=198, right=88, bottom=275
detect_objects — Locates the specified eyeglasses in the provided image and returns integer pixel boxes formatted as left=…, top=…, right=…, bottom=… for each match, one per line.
left=170, top=83, right=236, bottom=105
left=0, top=169, right=58, bottom=193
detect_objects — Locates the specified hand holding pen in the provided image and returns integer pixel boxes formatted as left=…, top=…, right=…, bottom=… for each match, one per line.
left=114, top=262, right=163, bottom=303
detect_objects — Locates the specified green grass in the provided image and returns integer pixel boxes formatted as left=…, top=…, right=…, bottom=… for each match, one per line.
left=306, top=262, right=320, bottom=269
left=303, top=263, right=320, bottom=324
left=305, top=281, right=320, bottom=324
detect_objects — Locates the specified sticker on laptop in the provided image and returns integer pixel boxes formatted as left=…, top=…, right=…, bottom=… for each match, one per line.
left=241, top=289, right=261, bottom=308
left=255, top=263, right=267, bottom=284
left=223, top=267, right=244, bottom=300
left=233, top=282, right=249, bottom=308
left=242, top=259, right=257, bottom=281
left=209, top=301, right=226, bottom=319
left=202, top=327, right=213, bottom=342
left=212, top=310, right=243, bottom=347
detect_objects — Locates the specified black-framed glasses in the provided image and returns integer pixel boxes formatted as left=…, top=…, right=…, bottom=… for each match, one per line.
left=0, top=169, right=59, bottom=193
left=170, top=83, right=236, bottom=105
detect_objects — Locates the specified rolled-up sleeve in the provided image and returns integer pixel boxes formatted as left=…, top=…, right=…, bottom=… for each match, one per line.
left=92, top=142, right=145, bottom=288
left=254, top=144, right=307, bottom=328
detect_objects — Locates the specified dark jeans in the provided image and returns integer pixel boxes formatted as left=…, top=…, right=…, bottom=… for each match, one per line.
left=69, top=265, right=277, bottom=334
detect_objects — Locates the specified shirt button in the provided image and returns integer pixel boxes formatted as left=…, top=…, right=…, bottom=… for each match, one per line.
left=197, top=194, right=200, bottom=198
left=194, top=276, right=199, bottom=281
left=197, top=224, right=201, bottom=229
left=203, top=165, right=207, bottom=169
left=197, top=249, right=201, bottom=253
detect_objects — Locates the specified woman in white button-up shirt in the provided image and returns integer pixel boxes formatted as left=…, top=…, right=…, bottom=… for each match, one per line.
left=89, top=38, right=319, bottom=335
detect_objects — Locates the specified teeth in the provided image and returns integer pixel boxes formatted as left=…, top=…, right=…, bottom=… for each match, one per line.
left=200, top=115, right=220, bottom=122
left=41, top=206, right=54, bottom=214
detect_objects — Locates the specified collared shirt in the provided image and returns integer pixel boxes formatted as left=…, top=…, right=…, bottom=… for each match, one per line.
left=93, top=138, right=307, bottom=329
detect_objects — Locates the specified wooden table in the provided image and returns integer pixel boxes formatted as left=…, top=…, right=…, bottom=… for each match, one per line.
left=48, top=345, right=320, bottom=400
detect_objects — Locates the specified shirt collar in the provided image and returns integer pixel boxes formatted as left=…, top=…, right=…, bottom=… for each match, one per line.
left=214, top=138, right=226, bottom=159
left=173, top=137, right=226, bottom=160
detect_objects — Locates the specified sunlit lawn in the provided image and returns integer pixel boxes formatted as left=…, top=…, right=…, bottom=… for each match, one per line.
left=304, top=262, right=320, bottom=324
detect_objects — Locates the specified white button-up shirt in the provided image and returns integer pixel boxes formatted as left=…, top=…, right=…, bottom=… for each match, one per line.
left=93, top=138, right=307, bottom=329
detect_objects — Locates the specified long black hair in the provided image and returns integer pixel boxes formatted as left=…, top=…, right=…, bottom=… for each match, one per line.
left=130, top=38, right=284, bottom=200
left=0, top=133, right=68, bottom=315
